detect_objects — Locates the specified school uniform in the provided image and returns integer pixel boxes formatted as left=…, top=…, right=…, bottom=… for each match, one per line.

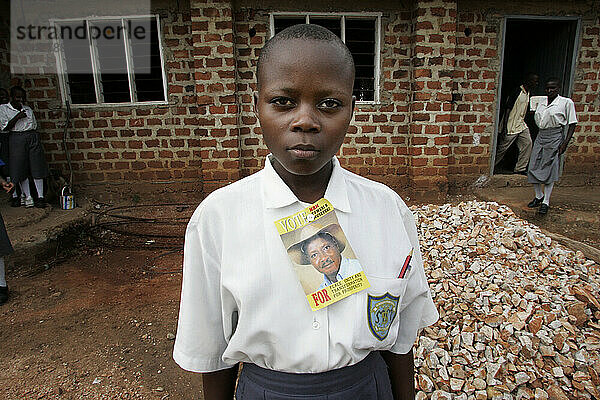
left=174, top=156, right=438, bottom=397
left=528, top=95, right=577, bottom=184
left=0, top=103, right=49, bottom=182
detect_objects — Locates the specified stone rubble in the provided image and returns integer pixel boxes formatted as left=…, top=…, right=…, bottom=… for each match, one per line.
left=410, top=201, right=600, bottom=400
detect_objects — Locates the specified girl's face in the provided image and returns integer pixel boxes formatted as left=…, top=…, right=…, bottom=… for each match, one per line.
left=254, top=39, right=355, bottom=180
left=545, top=81, right=560, bottom=102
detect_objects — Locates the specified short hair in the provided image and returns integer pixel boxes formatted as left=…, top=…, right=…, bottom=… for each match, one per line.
left=524, top=73, right=538, bottom=82
left=546, top=76, right=561, bottom=86
left=10, top=86, right=25, bottom=97
left=301, top=232, right=340, bottom=258
left=256, top=24, right=355, bottom=89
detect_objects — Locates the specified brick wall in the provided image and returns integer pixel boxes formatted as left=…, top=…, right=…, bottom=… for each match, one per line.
left=191, top=0, right=241, bottom=193
left=2, top=0, right=598, bottom=197
left=568, top=16, right=600, bottom=173
left=451, top=10, right=501, bottom=186
left=231, top=8, right=268, bottom=178
left=0, top=13, right=9, bottom=88
left=406, top=0, right=456, bottom=195
left=217, top=0, right=600, bottom=195
left=10, top=2, right=200, bottom=184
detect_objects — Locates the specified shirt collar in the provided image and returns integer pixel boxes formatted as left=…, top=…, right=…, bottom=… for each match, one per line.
left=262, top=155, right=351, bottom=213
left=547, top=95, right=562, bottom=107
left=6, top=103, right=19, bottom=112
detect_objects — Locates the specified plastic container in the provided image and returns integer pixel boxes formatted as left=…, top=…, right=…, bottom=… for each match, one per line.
left=60, top=186, right=75, bottom=210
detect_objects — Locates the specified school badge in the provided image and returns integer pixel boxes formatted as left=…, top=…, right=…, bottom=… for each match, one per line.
left=367, top=293, right=399, bottom=341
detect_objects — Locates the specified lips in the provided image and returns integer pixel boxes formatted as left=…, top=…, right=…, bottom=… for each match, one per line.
left=288, top=144, right=319, bottom=159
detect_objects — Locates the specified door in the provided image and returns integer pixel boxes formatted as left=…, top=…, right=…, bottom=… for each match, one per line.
left=493, top=17, right=579, bottom=174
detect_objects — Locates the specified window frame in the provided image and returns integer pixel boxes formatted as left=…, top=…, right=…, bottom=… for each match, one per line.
left=52, top=14, right=168, bottom=107
left=269, top=12, right=382, bottom=104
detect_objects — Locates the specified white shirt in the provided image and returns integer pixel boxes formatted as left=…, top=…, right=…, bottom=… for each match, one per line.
left=173, top=156, right=438, bottom=373
left=0, top=103, right=37, bottom=131
left=534, top=95, right=577, bottom=130
left=318, top=257, right=363, bottom=290
left=506, top=86, right=530, bottom=135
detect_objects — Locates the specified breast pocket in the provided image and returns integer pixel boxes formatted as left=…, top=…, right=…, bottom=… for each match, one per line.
left=352, top=276, right=409, bottom=350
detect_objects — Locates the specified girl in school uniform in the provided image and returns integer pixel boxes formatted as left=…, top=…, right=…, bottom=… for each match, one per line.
left=527, top=77, right=577, bottom=215
left=174, top=24, right=438, bottom=399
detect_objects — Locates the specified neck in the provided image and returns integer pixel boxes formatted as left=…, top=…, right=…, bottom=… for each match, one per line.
left=271, top=158, right=334, bottom=204
left=11, top=102, right=21, bottom=110
left=548, top=94, right=558, bottom=104
left=326, top=271, right=339, bottom=283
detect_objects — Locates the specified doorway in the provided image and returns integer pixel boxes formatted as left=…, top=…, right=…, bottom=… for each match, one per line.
left=493, top=17, right=580, bottom=175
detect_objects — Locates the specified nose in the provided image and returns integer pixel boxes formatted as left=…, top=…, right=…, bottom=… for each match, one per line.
left=291, top=103, right=320, bottom=133
left=317, top=253, right=328, bottom=265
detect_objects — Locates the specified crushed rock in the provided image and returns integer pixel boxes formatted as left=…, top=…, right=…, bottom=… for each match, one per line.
left=411, top=201, right=600, bottom=400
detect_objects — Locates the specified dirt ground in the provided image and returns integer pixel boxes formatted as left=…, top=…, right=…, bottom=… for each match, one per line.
left=1, top=183, right=599, bottom=399
left=0, top=248, right=203, bottom=400
left=1, top=203, right=203, bottom=400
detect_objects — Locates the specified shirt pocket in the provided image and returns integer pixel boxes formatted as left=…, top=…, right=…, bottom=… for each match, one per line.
left=352, top=275, right=409, bottom=350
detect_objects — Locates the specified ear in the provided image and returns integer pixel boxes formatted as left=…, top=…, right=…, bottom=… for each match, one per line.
left=253, top=92, right=259, bottom=118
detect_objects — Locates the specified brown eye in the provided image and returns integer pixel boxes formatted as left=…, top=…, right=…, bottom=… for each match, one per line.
left=271, top=97, right=294, bottom=107
left=318, top=99, right=341, bottom=109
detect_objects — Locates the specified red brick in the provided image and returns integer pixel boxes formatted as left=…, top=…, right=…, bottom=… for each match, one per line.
left=132, top=161, right=146, bottom=170
left=140, top=151, right=155, bottom=159
left=147, top=118, right=162, bottom=126
left=206, top=58, right=223, bottom=67
left=92, top=119, right=108, bottom=128
left=411, top=158, right=428, bottom=167
left=416, top=21, right=434, bottom=30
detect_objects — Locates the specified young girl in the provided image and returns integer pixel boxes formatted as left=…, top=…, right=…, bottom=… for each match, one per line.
left=174, top=24, right=438, bottom=399
left=527, top=77, right=577, bottom=215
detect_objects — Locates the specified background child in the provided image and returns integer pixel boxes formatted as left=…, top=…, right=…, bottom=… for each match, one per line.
left=0, top=86, right=49, bottom=208
left=527, top=77, right=577, bottom=215
left=174, top=24, right=438, bottom=399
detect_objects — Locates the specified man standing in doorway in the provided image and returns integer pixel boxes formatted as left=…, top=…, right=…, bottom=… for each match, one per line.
left=495, top=73, right=539, bottom=175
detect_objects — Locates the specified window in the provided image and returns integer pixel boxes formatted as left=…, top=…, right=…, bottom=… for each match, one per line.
left=54, top=16, right=167, bottom=106
left=270, top=13, right=381, bottom=102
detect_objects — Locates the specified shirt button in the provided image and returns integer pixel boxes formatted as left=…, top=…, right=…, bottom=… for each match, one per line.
left=312, top=321, right=320, bottom=329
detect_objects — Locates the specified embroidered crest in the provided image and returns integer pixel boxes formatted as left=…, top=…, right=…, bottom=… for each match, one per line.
left=367, top=293, right=399, bottom=341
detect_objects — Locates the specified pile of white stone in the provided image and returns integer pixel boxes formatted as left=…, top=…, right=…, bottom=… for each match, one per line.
left=411, top=201, right=600, bottom=400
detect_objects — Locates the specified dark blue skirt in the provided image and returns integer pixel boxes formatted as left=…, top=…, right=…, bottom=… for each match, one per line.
left=235, top=352, right=393, bottom=399
left=9, top=130, right=49, bottom=182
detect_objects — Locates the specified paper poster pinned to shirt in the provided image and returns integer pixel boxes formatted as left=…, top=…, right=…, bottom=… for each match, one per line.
left=274, top=199, right=370, bottom=311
